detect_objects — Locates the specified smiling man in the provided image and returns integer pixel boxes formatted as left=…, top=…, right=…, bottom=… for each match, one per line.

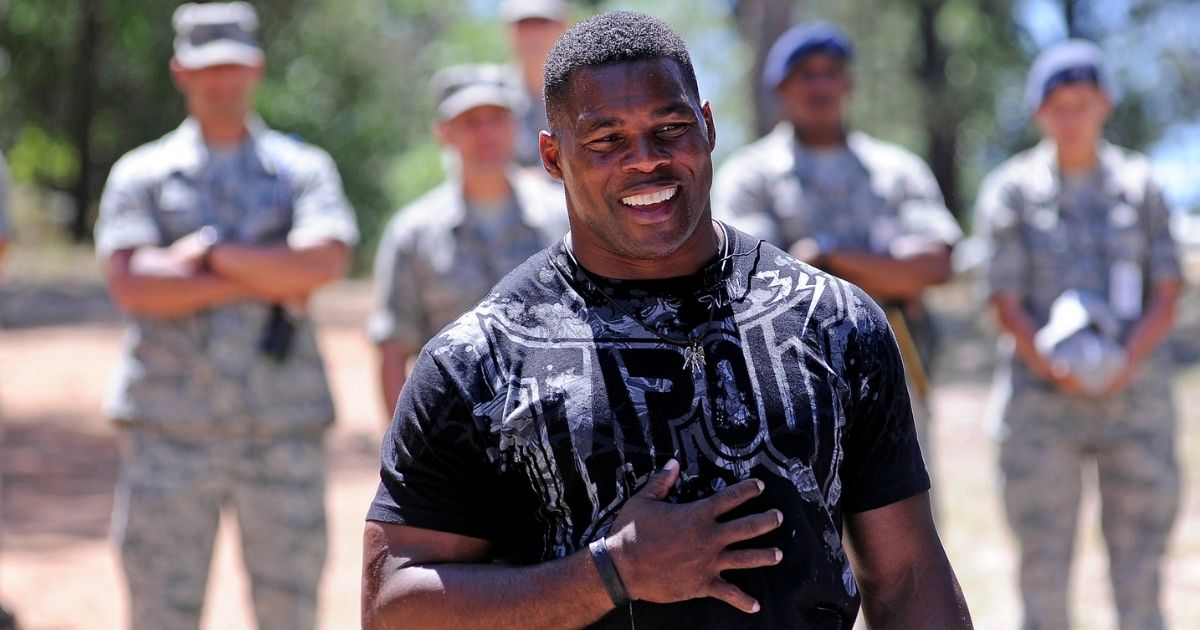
left=363, top=11, right=971, bottom=629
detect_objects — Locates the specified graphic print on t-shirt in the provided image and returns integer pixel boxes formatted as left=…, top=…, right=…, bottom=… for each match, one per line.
left=464, top=243, right=852, bottom=563
left=372, top=226, right=927, bottom=627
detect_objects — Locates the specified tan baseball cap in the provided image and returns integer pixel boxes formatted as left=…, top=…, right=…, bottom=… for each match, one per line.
left=431, top=64, right=528, bottom=122
left=173, top=2, right=264, bottom=69
left=499, top=0, right=569, bottom=23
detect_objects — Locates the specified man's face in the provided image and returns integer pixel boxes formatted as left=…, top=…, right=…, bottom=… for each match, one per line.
left=1035, top=83, right=1111, bottom=148
left=540, top=58, right=717, bottom=266
left=438, top=105, right=517, bottom=173
left=776, top=53, right=851, bottom=131
left=172, top=62, right=263, bottom=124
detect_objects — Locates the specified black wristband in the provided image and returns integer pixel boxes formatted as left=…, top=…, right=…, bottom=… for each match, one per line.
left=589, top=537, right=631, bottom=608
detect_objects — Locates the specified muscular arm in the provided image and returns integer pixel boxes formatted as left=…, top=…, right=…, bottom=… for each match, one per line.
left=378, top=341, right=412, bottom=419
left=106, top=248, right=252, bottom=318
left=821, top=244, right=952, bottom=302
left=208, top=240, right=349, bottom=303
left=843, top=492, right=972, bottom=629
left=363, top=462, right=782, bottom=629
left=362, top=522, right=613, bottom=630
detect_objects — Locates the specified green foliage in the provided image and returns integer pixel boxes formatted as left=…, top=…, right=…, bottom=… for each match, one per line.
left=1, top=0, right=1194, bottom=262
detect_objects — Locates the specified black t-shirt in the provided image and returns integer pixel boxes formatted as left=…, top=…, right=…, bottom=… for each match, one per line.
left=368, top=223, right=929, bottom=629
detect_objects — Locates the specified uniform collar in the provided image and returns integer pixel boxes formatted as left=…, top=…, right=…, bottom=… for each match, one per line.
left=164, top=114, right=277, bottom=178
left=766, top=122, right=867, bottom=172
left=1027, top=138, right=1124, bottom=201
left=444, top=168, right=554, bottom=230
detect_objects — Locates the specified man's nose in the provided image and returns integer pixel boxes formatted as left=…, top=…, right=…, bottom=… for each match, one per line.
left=623, top=135, right=670, bottom=173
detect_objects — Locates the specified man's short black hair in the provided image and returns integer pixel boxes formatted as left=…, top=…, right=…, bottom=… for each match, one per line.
left=543, top=11, right=699, bottom=131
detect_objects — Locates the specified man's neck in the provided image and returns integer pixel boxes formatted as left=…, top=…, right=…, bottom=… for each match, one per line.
left=462, top=169, right=513, bottom=206
left=793, top=124, right=846, bottom=149
left=1055, top=140, right=1099, bottom=174
left=197, top=116, right=250, bottom=146
left=570, top=220, right=722, bottom=281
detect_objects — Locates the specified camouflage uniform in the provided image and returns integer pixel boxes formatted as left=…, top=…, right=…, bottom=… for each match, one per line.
left=505, top=65, right=549, bottom=170
left=369, top=169, right=567, bottom=355
left=96, top=116, right=358, bottom=630
left=712, top=123, right=962, bottom=456
left=975, top=139, right=1180, bottom=630
left=0, top=152, right=10, bottom=240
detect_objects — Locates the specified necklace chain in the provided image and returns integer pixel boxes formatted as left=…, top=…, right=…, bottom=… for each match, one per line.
left=562, top=223, right=730, bottom=377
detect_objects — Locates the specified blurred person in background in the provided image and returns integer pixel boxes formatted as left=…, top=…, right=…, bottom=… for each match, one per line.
left=369, top=63, right=567, bottom=417
left=974, top=40, right=1182, bottom=630
left=500, top=0, right=571, bottom=170
left=0, top=152, right=10, bottom=266
left=94, top=3, right=358, bottom=628
left=712, top=21, right=961, bottom=477
left=0, top=151, right=15, bottom=630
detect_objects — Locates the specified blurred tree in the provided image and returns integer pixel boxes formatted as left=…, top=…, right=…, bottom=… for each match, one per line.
left=0, top=0, right=1193, bottom=258
left=0, top=0, right=505, bottom=266
left=732, top=0, right=800, bottom=137
left=718, top=0, right=1196, bottom=223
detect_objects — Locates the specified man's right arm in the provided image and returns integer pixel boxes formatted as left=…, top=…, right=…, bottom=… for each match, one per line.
left=377, top=340, right=411, bottom=419
left=362, top=461, right=784, bottom=630
left=370, top=220, right=425, bottom=418
left=106, top=247, right=251, bottom=318
left=362, top=522, right=613, bottom=630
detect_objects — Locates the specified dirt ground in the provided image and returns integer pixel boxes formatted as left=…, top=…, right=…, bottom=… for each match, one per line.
left=1, top=272, right=1198, bottom=629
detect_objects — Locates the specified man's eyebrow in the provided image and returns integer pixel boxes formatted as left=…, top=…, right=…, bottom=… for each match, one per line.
left=574, top=113, right=621, bottom=135
left=654, top=102, right=695, bottom=118
left=574, top=102, right=696, bottom=135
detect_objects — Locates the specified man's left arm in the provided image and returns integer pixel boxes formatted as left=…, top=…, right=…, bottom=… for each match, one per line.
left=838, top=291, right=971, bottom=627
left=1105, top=179, right=1185, bottom=393
left=209, top=240, right=349, bottom=302
left=822, top=155, right=959, bottom=301
left=209, top=148, right=358, bottom=302
left=822, top=243, right=951, bottom=302
left=844, top=493, right=972, bottom=628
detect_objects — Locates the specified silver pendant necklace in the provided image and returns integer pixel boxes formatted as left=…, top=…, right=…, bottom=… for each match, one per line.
left=562, top=224, right=729, bottom=378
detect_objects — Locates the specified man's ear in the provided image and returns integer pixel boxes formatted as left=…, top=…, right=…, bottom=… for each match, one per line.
left=169, top=58, right=187, bottom=90
left=539, top=130, right=564, bottom=181
left=701, top=100, right=717, bottom=152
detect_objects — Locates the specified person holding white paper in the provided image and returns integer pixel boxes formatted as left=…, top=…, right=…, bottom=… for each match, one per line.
left=974, top=39, right=1183, bottom=630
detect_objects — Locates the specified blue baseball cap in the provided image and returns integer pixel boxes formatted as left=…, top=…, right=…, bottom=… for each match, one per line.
left=763, top=21, right=854, bottom=88
left=1024, top=39, right=1113, bottom=112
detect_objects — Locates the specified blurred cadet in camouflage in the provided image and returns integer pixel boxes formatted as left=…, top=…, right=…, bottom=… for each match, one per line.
left=974, top=39, right=1182, bottom=630
left=713, top=21, right=961, bottom=468
left=369, top=63, right=567, bottom=416
left=501, top=0, right=571, bottom=170
left=0, top=151, right=15, bottom=630
left=0, top=152, right=10, bottom=266
left=94, top=3, right=358, bottom=628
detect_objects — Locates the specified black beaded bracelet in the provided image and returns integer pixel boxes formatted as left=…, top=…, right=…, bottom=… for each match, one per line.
left=589, top=537, right=631, bottom=608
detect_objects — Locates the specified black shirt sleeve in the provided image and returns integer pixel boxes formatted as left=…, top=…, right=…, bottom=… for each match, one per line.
left=838, top=291, right=931, bottom=513
left=366, top=346, right=501, bottom=541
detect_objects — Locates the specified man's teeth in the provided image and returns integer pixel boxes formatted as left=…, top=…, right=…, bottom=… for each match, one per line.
left=622, top=187, right=677, bottom=207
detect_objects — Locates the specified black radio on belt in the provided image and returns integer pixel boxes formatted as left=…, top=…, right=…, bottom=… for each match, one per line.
left=259, top=304, right=296, bottom=363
